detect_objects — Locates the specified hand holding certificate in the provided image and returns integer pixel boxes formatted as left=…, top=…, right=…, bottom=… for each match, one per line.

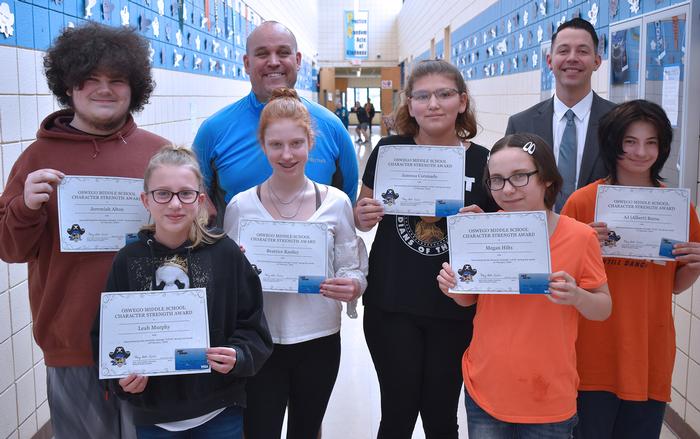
left=373, top=145, right=465, bottom=216
left=58, top=175, right=150, bottom=252
left=237, top=219, right=328, bottom=293
left=98, top=288, right=210, bottom=379
left=447, top=211, right=551, bottom=294
left=594, top=185, right=690, bottom=260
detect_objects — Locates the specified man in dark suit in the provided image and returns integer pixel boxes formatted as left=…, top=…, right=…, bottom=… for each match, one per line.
left=506, top=18, right=616, bottom=211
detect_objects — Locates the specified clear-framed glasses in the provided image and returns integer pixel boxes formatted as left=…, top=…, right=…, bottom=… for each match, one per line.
left=149, top=189, right=200, bottom=204
left=486, top=170, right=539, bottom=191
left=409, top=88, right=461, bottom=103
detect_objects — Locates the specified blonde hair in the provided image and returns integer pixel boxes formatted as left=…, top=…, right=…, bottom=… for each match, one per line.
left=142, top=144, right=223, bottom=247
left=258, top=88, right=315, bottom=147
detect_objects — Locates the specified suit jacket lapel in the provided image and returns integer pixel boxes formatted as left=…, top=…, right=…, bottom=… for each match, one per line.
left=578, top=93, right=602, bottom=188
left=534, top=98, right=554, bottom=151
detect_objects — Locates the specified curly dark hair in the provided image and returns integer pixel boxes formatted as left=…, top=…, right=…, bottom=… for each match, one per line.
left=44, top=22, right=154, bottom=112
left=394, top=59, right=478, bottom=141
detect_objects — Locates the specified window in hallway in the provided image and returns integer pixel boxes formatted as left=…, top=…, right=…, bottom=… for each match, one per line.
left=346, top=87, right=381, bottom=112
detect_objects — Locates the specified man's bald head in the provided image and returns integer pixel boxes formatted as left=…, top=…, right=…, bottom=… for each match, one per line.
left=243, top=20, right=302, bottom=102
left=246, top=21, right=298, bottom=55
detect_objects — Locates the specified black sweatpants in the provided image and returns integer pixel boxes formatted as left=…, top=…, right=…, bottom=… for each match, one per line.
left=243, top=332, right=341, bottom=439
left=363, top=305, right=474, bottom=439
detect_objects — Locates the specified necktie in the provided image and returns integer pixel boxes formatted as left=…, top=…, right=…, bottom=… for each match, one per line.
left=555, top=109, right=577, bottom=212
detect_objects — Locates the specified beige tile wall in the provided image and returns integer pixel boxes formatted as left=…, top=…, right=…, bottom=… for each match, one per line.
left=0, top=44, right=52, bottom=439
left=671, top=249, right=700, bottom=432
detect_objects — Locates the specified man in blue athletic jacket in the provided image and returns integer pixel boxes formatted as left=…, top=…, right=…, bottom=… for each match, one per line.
left=194, top=21, right=358, bottom=225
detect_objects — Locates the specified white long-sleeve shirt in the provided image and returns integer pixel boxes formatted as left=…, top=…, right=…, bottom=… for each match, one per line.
left=225, top=185, right=367, bottom=344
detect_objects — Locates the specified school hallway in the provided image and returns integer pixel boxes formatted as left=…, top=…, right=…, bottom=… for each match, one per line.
left=3, top=0, right=699, bottom=436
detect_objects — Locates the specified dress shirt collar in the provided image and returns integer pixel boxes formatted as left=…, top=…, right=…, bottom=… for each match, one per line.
left=553, top=90, right=593, bottom=122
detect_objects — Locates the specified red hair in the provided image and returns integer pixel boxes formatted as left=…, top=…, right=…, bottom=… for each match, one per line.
left=258, top=88, right=315, bottom=148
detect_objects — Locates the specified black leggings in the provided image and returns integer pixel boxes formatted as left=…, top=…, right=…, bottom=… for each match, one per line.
left=243, top=332, right=341, bottom=439
left=364, top=306, right=473, bottom=439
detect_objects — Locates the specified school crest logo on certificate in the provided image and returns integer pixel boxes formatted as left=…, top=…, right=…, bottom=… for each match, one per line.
left=67, top=223, right=85, bottom=241
left=109, top=346, right=130, bottom=367
left=381, top=189, right=399, bottom=206
left=457, top=264, right=477, bottom=282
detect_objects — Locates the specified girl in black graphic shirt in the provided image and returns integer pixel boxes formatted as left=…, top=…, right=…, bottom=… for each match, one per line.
left=354, top=60, right=497, bottom=438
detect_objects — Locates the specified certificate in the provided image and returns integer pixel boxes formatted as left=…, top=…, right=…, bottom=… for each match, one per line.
left=238, top=219, right=328, bottom=293
left=58, top=176, right=150, bottom=252
left=594, top=185, right=690, bottom=260
left=447, top=211, right=551, bottom=294
left=373, top=145, right=465, bottom=216
left=99, top=288, right=210, bottom=379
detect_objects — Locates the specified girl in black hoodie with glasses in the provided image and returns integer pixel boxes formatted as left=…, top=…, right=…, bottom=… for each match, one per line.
left=92, top=145, right=272, bottom=438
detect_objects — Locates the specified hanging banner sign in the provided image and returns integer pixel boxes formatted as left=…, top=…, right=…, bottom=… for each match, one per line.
left=345, top=10, right=369, bottom=60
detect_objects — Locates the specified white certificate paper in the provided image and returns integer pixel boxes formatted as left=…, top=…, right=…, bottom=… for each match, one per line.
left=373, top=145, right=465, bottom=216
left=447, top=211, right=551, bottom=294
left=238, top=219, right=328, bottom=293
left=594, top=185, right=690, bottom=260
left=58, top=176, right=149, bottom=252
left=99, top=288, right=210, bottom=379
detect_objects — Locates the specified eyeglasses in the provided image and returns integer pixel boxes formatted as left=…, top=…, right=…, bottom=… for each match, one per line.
left=486, top=170, right=539, bottom=191
left=149, top=189, right=200, bottom=204
left=409, top=88, right=461, bottom=103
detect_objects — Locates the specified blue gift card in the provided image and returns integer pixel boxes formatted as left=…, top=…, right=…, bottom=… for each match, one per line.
left=298, top=275, right=324, bottom=294
left=125, top=233, right=139, bottom=245
left=659, top=238, right=683, bottom=259
left=174, top=348, right=209, bottom=371
left=518, top=273, right=550, bottom=294
left=435, top=199, right=462, bottom=217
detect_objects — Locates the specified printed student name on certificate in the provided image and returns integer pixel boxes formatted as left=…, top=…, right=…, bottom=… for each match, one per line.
left=373, top=144, right=465, bottom=216
left=58, top=175, right=150, bottom=252
left=238, top=219, right=328, bottom=294
left=99, top=288, right=210, bottom=379
left=595, top=185, right=689, bottom=260
left=447, top=211, right=551, bottom=294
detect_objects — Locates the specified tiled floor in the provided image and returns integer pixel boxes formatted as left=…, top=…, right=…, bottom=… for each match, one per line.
left=321, top=301, right=469, bottom=439
left=297, top=127, right=680, bottom=438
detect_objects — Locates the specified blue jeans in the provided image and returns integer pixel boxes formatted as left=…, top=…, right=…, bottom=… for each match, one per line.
left=136, top=406, right=242, bottom=439
left=575, top=391, right=666, bottom=439
left=464, top=388, right=578, bottom=439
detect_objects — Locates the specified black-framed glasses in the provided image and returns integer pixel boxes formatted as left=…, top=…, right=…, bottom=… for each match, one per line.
left=409, top=88, right=460, bottom=103
left=149, top=189, right=200, bottom=204
left=486, top=170, right=539, bottom=191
